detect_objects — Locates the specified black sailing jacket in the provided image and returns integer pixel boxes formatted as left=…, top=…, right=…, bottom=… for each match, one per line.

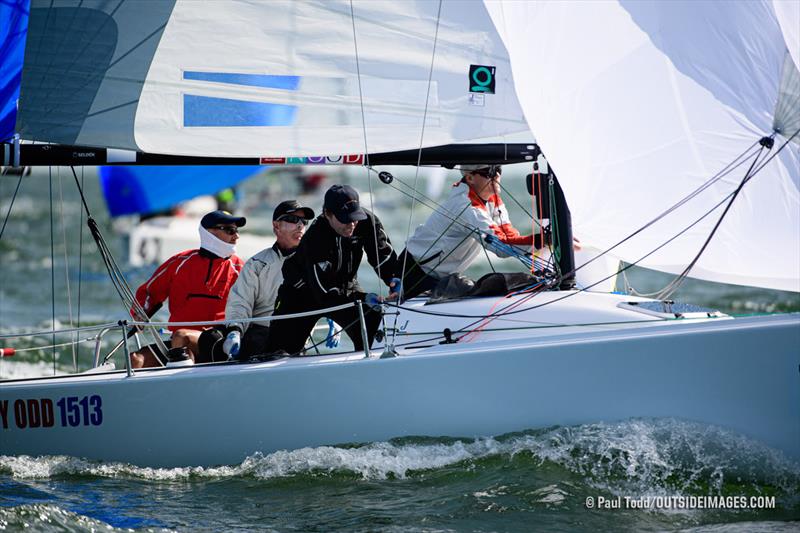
left=278, top=210, right=399, bottom=307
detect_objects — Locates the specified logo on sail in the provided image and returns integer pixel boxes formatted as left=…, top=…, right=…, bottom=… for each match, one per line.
left=469, top=65, right=496, bottom=94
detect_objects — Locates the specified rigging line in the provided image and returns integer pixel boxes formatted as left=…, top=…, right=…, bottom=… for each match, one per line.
left=396, top=0, right=443, bottom=339
left=349, top=0, right=389, bottom=341
left=76, top=166, right=84, bottom=366
left=657, top=137, right=780, bottom=299
left=0, top=174, right=23, bottom=242
left=750, top=126, right=800, bottom=176
left=49, top=167, right=56, bottom=375
left=497, top=176, right=534, bottom=220
left=57, top=168, right=77, bottom=372
left=68, top=167, right=166, bottom=357
left=392, top=179, right=747, bottom=321
left=570, top=138, right=763, bottom=277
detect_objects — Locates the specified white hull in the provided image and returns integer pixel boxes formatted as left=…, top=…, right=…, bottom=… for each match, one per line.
left=1, top=292, right=798, bottom=467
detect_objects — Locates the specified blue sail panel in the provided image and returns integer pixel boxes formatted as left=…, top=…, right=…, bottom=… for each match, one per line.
left=98, top=166, right=261, bottom=217
left=0, top=0, right=30, bottom=143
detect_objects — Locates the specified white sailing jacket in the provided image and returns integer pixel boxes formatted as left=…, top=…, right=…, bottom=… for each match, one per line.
left=406, top=181, right=533, bottom=276
left=225, top=244, right=291, bottom=333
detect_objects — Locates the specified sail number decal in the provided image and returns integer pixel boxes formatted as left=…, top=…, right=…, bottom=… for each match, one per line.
left=0, top=395, right=103, bottom=430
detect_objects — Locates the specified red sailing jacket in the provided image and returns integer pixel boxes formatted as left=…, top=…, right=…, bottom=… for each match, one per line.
left=132, top=249, right=244, bottom=332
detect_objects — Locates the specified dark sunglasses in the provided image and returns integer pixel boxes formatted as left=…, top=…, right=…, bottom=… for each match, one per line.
left=474, top=165, right=502, bottom=180
left=212, top=225, right=239, bottom=235
left=276, top=214, right=309, bottom=226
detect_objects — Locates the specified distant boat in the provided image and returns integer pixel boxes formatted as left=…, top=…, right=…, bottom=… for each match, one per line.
left=0, top=0, right=797, bottom=467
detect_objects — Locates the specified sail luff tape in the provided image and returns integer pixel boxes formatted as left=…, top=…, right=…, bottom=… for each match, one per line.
left=106, top=149, right=137, bottom=163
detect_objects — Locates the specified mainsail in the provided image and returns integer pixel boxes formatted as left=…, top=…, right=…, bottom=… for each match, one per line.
left=15, top=0, right=530, bottom=157
left=488, top=0, right=800, bottom=293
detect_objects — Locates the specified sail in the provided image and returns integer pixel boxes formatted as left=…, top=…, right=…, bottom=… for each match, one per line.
left=16, top=0, right=529, bottom=157
left=0, top=0, right=29, bottom=143
left=98, top=166, right=261, bottom=218
left=487, top=0, right=800, bottom=293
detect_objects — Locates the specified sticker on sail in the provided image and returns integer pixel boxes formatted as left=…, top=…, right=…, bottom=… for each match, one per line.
left=469, top=65, right=495, bottom=94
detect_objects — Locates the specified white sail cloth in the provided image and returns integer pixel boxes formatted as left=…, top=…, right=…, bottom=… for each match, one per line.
left=487, top=0, right=800, bottom=293
left=19, top=0, right=529, bottom=157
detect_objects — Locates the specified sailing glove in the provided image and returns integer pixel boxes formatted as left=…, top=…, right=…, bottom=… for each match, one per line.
left=365, top=292, right=382, bottom=309
left=325, top=319, right=341, bottom=348
left=389, top=277, right=402, bottom=296
left=223, top=331, right=241, bottom=358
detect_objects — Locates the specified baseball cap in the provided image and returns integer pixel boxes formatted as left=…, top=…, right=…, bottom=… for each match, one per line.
left=273, top=200, right=314, bottom=221
left=200, top=210, right=246, bottom=229
left=324, top=184, right=367, bottom=223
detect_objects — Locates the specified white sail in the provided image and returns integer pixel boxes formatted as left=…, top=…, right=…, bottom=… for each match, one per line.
left=487, top=0, right=800, bottom=293
left=773, top=0, right=800, bottom=72
left=18, top=0, right=529, bottom=157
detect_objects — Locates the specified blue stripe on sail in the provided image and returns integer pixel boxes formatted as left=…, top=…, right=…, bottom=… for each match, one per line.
left=99, top=166, right=261, bottom=217
left=183, top=72, right=300, bottom=91
left=0, top=0, right=30, bottom=142
left=183, top=95, right=297, bottom=127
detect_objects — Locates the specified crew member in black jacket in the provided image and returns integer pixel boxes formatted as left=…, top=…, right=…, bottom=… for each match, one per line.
left=265, top=184, right=401, bottom=355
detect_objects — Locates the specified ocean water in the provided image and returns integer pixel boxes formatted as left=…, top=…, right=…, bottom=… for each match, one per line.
left=1, top=170, right=799, bottom=532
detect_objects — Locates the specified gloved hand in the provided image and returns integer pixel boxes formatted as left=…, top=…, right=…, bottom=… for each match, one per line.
left=389, top=277, right=402, bottom=296
left=223, top=330, right=241, bottom=358
left=325, top=319, right=341, bottom=348
left=365, top=292, right=382, bottom=309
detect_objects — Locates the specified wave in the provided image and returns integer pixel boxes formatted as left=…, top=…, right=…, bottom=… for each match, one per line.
left=1, top=420, right=797, bottom=503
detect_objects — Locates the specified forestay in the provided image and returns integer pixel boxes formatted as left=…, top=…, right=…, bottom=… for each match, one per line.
left=16, top=0, right=529, bottom=157
left=487, top=0, right=800, bottom=293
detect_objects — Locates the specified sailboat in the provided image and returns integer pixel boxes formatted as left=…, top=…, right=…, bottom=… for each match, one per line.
left=1, top=0, right=798, bottom=468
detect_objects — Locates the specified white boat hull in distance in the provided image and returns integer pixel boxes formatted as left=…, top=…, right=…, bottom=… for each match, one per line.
left=1, top=306, right=797, bottom=467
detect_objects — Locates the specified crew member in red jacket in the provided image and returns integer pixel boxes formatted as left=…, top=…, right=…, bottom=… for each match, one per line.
left=130, top=210, right=245, bottom=368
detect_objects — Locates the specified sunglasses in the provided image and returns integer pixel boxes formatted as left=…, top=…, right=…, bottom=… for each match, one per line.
left=474, top=165, right=502, bottom=180
left=276, top=214, right=309, bottom=226
left=212, top=225, right=239, bottom=235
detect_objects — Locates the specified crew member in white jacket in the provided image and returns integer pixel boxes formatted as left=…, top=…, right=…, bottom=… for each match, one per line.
left=222, top=200, right=314, bottom=359
left=400, top=164, right=548, bottom=299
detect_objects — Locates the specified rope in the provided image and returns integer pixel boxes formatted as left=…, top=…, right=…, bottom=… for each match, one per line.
left=49, top=168, right=56, bottom=375
left=0, top=174, right=22, bottom=242
left=76, top=167, right=85, bottom=365
left=69, top=167, right=168, bottom=357
left=655, top=137, right=772, bottom=299
left=349, top=0, right=389, bottom=339
left=57, top=168, right=77, bottom=372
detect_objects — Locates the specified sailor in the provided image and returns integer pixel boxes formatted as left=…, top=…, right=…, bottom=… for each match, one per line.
left=399, top=164, right=548, bottom=299
left=264, top=184, right=401, bottom=356
left=129, top=210, right=245, bottom=368
left=222, top=200, right=314, bottom=360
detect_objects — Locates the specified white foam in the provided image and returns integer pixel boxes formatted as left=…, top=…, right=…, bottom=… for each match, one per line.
left=1, top=420, right=797, bottom=497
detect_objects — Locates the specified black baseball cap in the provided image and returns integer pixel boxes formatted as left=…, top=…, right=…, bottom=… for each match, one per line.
left=273, top=200, right=314, bottom=221
left=200, top=210, right=246, bottom=229
left=324, top=184, right=367, bottom=223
